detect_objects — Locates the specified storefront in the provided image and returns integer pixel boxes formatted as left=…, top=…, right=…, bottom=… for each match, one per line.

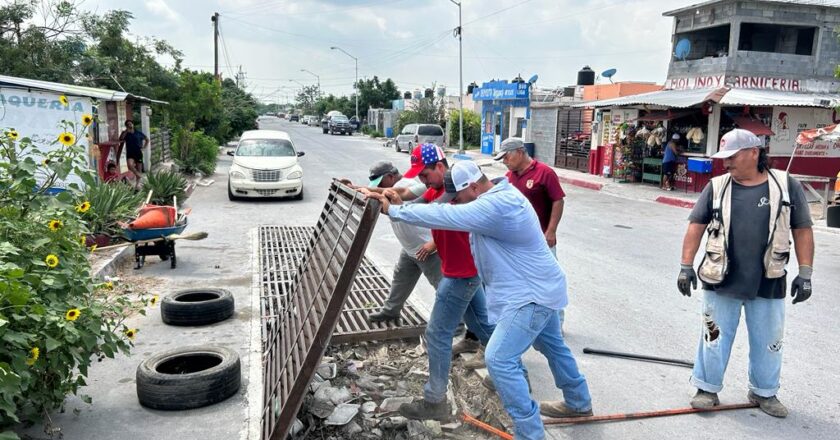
left=471, top=80, right=531, bottom=155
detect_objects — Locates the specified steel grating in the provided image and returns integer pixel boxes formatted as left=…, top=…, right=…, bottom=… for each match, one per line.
left=259, top=226, right=428, bottom=348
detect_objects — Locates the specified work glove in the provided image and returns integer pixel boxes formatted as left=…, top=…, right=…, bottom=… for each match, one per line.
left=791, top=265, right=813, bottom=304
left=677, top=264, right=697, bottom=297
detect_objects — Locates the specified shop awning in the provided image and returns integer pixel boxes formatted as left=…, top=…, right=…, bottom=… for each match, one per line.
left=0, top=74, right=168, bottom=104
left=731, top=115, right=774, bottom=136
left=719, top=88, right=838, bottom=108
left=633, top=110, right=695, bottom=121
left=577, top=87, right=727, bottom=109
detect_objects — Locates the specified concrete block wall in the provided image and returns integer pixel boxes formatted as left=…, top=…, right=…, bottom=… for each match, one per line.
left=531, top=107, right=557, bottom=163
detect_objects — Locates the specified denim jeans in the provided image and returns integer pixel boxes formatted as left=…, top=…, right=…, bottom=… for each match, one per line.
left=691, top=290, right=786, bottom=398
left=381, top=250, right=442, bottom=316
left=423, top=275, right=495, bottom=403
left=485, top=303, right=591, bottom=440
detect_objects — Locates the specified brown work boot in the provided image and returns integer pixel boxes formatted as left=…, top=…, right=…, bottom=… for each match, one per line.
left=398, top=398, right=451, bottom=421
left=368, top=311, right=400, bottom=324
left=748, top=392, right=788, bottom=418
left=451, top=337, right=480, bottom=357
left=482, top=371, right=531, bottom=393
left=462, top=346, right=485, bottom=370
left=539, top=401, right=593, bottom=418
left=690, top=389, right=720, bottom=409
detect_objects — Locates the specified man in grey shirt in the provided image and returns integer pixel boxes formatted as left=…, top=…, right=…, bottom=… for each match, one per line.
left=362, top=161, right=442, bottom=323
left=677, top=129, right=814, bottom=418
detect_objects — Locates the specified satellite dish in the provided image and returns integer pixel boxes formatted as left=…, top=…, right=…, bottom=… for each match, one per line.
left=527, top=74, right=539, bottom=84
left=601, top=68, right=617, bottom=84
left=675, top=38, right=692, bottom=60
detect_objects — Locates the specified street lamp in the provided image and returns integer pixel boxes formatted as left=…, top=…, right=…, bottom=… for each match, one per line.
left=300, top=69, right=321, bottom=97
left=449, top=0, right=464, bottom=155
left=330, top=46, right=359, bottom=120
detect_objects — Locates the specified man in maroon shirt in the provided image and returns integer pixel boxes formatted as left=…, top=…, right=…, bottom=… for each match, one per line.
left=496, top=137, right=567, bottom=331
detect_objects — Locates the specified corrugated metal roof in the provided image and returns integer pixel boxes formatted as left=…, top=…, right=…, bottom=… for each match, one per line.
left=0, top=74, right=167, bottom=104
left=719, top=88, right=839, bottom=107
left=663, top=0, right=840, bottom=17
left=575, top=88, right=726, bottom=108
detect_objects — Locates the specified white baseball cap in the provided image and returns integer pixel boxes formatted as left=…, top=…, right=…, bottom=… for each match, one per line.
left=712, top=128, right=762, bottom=159
left=436, top=160, right=484, bottom=203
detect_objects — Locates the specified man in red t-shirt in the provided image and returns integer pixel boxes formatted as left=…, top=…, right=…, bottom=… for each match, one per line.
left=368, top=144, right=495, bottom=421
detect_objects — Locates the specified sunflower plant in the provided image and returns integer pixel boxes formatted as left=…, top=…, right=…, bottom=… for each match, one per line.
left=0, top=120, right=149, bottom=434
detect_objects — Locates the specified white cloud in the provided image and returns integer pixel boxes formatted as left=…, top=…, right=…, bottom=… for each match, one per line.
left=144, top=0, right=179, bottom=22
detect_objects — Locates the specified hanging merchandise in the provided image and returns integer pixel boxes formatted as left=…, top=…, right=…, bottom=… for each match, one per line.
left=687, top=127, right=705, bottom=144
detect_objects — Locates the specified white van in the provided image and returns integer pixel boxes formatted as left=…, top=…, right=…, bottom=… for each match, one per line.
left=393, top=124, right=445, bottom=153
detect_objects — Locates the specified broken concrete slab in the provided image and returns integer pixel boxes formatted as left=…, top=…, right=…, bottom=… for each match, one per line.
left=325, top=403, right=360, bottom=426
left=379, top=396, right=413, bottom=413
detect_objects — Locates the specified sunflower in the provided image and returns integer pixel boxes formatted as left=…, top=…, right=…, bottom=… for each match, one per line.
left=89, top=244, right=97, bottom=253
left=75, top=201, right=91, bottom=213
left=42, top=158, right=51, bottom=167
left=25, top=347, right=40, bottom=366
left=45, top=254, right=59, bottom=268
left=149, top=295, right=159, bottom=306
left=81, top=114, right=94, bottom=127
left=58, top=132, right=75, bottom=147
left=59, top=95, right=69, bottom=107
left=124, top=328, right=137, bottom=340
left=6, top=129, right=19, bottom=141
left=48, top=219, right=63, bottom=231
left=65, top=308, right=81, bottom=321
left=80, top=235, right=88, bottom=246
left=104, top=281, right=114, bottom=290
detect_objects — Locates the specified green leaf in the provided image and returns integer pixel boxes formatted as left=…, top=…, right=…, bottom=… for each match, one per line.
left=101, top=344, right=115, bottom=358
left=1, top=331, right=30, bottom=346
left=6, top=288, right=29, bottom=306
left=45, top=336, right=61, bottom=352
left=0, top=318, right=7, bottom=329
left=0, top=430, right=20, bottom=440
left=30, top=237, right=51, bottom=249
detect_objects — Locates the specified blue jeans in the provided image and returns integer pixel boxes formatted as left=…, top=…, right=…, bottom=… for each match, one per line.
left=485, top=303, right=591, bottom=440
left=423, top=275, right=495, bottom=403
left=691, top=290, right=785, bottom=397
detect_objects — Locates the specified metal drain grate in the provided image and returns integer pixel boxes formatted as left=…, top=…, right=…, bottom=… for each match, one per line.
left=259, top=225, right=427, bottom=348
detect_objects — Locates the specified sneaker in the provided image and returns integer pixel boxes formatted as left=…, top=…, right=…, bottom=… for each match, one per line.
left=462, top=346, right=485, bottom=370
left=482, top=371, right=531, bottom=393
left=690, top=390, right=720, bottom=409
left=451, top=337, right=481, bottom=357
left=748, top=392, right=788, bottom=418
left=539, top=401, right=593, bottom=418
left=367, top=311, right=400, bottom=324
left=398, top=398, right=451, bottom=421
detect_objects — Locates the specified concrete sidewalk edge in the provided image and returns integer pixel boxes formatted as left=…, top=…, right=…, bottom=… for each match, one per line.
left=244, top=227, right=264, bottom=440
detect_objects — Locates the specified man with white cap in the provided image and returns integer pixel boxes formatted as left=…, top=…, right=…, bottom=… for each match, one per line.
left=372, top=161, right=593, bottom=439
left=364, top=161, right=442, bottom=323
left=677, top=128, right=814, bottom=418
left=662, top=133, right=681, bottom=191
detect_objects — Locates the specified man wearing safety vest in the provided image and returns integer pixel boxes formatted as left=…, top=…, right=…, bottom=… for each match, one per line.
left=677, top=128, right=815, bottom=418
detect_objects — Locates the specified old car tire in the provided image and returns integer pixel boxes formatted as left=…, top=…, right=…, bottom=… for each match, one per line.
left=227, top=183, right=239, bottom=201
left=136, top=345, right=240, bottom=410
left=161, top=288, right=234, bottom=326
left=293, top=187, right=304, bottom=201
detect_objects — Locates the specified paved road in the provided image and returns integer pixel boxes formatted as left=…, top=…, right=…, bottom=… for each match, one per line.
left=22, top=117, right=839, bottom=439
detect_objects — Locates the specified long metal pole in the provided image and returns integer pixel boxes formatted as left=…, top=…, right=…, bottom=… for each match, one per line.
left=457, top=2, right=464, bottom=154
left=544, top=402, right=759, bottom=426
left=354, top=58, right=359, bottom=120
left=212, top=13, right=219, bottom=81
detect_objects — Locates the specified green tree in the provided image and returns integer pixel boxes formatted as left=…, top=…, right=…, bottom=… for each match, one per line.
left=221, top=78, right=258, bottom=136
left=295, top=85, right=321, bottom=115
left=314, top=94, right=353, bottom=118
left=448, top=109, right=481, bottom=148
left=355, top=76, right=400, bottom=116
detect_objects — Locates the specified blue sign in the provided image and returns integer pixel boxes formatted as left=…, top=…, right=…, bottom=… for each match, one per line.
left=473, top=81, right=529, bottom=101
left=481, top=132, right=495, bottom=154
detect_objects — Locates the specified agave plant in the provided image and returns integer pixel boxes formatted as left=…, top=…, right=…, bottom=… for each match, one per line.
left=143, top=170, right=187, bottom=205
left=82, top=181, right=145, bottom=236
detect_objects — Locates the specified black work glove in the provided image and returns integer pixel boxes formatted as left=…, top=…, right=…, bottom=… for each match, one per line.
left=677, top=264, right=697, bottom=297
left=791, top=265, right=813, bottom=304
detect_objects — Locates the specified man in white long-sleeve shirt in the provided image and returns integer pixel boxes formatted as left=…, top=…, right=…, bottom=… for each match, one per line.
left=371, top=161, right=593, bottom=440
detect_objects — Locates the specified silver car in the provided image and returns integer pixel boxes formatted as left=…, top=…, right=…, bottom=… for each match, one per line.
left=393, top=123, right=445, bottom=153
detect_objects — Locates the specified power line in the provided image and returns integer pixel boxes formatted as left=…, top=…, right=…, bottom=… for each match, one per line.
left=226, top=0, right=409, bottom=18
left=462, top=0, right=536, bottom=26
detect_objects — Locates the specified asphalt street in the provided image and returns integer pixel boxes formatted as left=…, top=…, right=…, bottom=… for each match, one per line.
left=21, top=117, right=839, bottom=440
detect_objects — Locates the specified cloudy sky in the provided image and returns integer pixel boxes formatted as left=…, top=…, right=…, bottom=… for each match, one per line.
left=82, top=0, right=705, bottom=103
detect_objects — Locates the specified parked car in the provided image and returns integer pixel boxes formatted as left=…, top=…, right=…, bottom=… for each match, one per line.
left=393, top=123, right=445, bottom=153
left=289, top=114, right=300, bottom=122
left=226, top=130, right=305, bottom=201
left=307, top=115, right=320, bottom=126
left=321, top=111, right=347, bottom=134
left=328, top=115, right=352, bottom=135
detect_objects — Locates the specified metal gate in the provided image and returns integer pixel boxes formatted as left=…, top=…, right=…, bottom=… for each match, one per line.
left=261, top=182, right=380, bottom=440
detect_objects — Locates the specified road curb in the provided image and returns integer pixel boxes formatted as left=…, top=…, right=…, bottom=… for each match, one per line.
left=558, top=175, right=604, bottom=191
left=244, top=227, right=264, bottom=440
left=655, top=196, right=697, bottom=209
left=91, top=245, right=134, bottom=280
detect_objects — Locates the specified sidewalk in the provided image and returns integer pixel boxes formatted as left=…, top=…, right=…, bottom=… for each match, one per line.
left=446, top=148, right=839, bottom=235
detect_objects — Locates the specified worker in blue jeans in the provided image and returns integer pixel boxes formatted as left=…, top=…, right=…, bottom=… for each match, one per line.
left=371, top=161, right=593, bottom=439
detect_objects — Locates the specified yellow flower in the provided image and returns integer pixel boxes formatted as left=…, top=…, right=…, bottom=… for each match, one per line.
left=124, top=328, right=137, bottom=340
left=81, top=114, right=94, bottom=127
left=104, top=281, right=114, bottom=290
left=75, top=201, right=91, bottom=213
left=42, top=158, right=51, bottom=167
left=45, top=254, right=59, bottom=268
left=59, top=95, right=69, bottom=107
left=48, top=219, right=63, bottom=231
left=90, top=244, right=97, bottom=253
left=58, top=132, right=75, bottom=147
left=26, top=347, right=40, bottom=366
left=149, top=295, right=159, bottom=307
left=80, top=235, right=88, bottom=246
left=6, top=129, right=19, bottom=140
left=65, top=308, right=81, bottom=321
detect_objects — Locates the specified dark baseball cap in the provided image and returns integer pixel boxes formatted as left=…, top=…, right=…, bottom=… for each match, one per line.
left=368, top=161, right=399, bottom=187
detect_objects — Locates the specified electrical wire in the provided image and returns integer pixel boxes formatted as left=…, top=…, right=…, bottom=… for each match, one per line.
left=218, top=22, right=237, bottom=80
left=462, top=0, right=536, bottom=26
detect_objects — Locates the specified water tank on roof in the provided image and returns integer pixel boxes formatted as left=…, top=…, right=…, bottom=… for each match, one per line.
left=437, top=86, right=446, bottom=97
left=424, top=88, right=434, bottom=98
left=563, top=87, right=576, bottom=97
left=577, top=66, right=595, bottom=86
left=413, top=89, right=422, bottom=99
left=467, top=82, right=477, bottom=94
left=403, top=91, right=412, bottom=99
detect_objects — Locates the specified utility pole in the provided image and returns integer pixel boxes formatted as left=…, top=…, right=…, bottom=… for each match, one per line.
left=236, top=65, right=246, bottom=88
left=449, top=0, right=464, bottom=154
left=330, top=46, right=359, bottom=120
left=211, top=12, right=219, bottom=82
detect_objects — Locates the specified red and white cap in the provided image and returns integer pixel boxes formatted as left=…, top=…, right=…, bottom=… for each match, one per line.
left=712, top=128, right=762, bottom=159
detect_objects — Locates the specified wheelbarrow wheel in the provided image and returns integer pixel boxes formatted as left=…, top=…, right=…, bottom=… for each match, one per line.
left=161, top=288, right=234, bottom=326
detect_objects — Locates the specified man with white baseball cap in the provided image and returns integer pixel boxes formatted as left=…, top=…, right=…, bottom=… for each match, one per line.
left=371, top=160, right=593, bottom=439
left=677, top=128, right=815, bottom=418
